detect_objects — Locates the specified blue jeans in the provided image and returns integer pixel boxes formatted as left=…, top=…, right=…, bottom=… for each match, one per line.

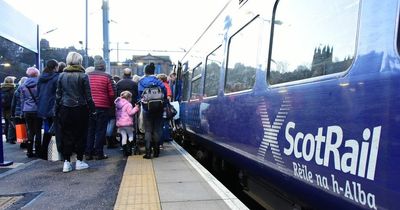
left=161, top=118, right=171, bottom=145
left=106, top=118, right=116, bottom=137
left=86, top=108, right=109, bottom=156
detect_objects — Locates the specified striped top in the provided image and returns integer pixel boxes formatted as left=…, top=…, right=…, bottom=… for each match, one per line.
left=88, top=70, right=116, bottom=108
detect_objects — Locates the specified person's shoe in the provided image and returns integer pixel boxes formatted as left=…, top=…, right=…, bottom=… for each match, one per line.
left=76, top=160, right=89, bottom=170
left=63, top=161, right=73, bottom=173
left=26, top=153, right=35, bottom=158
left=85, top=155, right=93, bottom=161
left=143, top=154, right=151, bottom=159
left=95, top=154, right=108, bottom=160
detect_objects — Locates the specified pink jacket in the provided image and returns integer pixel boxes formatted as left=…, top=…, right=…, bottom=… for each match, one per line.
left=115, top=97, right=139, bottom=127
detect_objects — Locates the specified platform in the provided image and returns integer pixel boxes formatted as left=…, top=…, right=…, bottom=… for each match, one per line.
left=114, top=141, right=248, bottom=210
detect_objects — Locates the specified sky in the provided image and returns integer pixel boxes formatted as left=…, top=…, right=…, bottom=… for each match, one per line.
left=4, top=0, right=229, bottom=63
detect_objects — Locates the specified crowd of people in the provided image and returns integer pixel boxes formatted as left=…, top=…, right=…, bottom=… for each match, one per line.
left=1, top=51, right=177, bottom=173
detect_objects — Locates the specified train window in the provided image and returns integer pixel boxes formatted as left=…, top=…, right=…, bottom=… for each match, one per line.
left=182, top=71, right=191, bottom=102
left=190, top=64, right=203, bottom=100
left=269, top=0, right=359, bottom=85
left=204, top=45, right=223, bottom=97
left=225, top=18, right=259, bottom=93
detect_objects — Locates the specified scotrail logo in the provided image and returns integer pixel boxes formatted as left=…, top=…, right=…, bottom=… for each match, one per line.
left=257, top=97, right=292, bottom=169
left=256, top=97, right=382, bottom=181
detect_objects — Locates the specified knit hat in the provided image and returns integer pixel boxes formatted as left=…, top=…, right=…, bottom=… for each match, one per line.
left=94, top=55, right=106, bottom=71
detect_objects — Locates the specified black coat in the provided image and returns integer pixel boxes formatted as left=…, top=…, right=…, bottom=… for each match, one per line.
left=116, top=76, right=138, bottom=103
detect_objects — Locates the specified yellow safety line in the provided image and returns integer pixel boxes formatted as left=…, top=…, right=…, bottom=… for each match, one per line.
left=114, top=156, right=161, bottom=210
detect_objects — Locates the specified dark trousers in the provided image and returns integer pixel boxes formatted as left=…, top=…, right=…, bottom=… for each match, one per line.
left=59, top=106, right=89, bottom=161
left=25, top=112, right=42, bottom=155
left=41, top=118, right=54, bottom=160
left=86, top=108, right=109, bottom=156
left=143, top=112, right=163, bottom=151
left=3, top=109, right=14, bottom=142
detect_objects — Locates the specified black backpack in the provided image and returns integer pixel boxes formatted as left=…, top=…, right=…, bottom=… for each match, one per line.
left=141, top=84, right=164, bottom=113
left=1, top=88, right=13, bottom=109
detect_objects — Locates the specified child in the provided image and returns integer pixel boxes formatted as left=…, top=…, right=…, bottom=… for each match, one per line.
left=115, top=91, right=139, bottom=156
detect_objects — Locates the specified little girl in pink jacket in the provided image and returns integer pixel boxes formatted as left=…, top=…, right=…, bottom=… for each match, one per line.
left=115, top=91, right=139, bottom=156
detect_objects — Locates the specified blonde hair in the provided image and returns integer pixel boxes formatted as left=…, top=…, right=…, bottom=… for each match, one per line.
left=3, top=76, right=15, bottom=84
left=120, top=90, right=132, bottom=99
left=66, top=52, right=83, bottom=65
left=157, top=73, right=168, bottom=82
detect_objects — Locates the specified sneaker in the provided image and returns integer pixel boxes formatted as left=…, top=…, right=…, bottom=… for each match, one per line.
left=63, top=161, right=73, bottom=173
left=94, top=154, right=108, bottom=160
left=76, top=160, right=89, bottom=170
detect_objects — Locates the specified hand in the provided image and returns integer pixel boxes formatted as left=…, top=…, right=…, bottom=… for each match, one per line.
left=90, top=112, right=97, bottom=120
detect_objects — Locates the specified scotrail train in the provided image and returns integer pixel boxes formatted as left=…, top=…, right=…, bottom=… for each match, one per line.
left=172, top=0, right=400, bottom=209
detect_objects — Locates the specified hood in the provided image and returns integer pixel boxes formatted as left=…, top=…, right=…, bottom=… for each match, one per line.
left=24, top=77, right=38, bottom=88
left=39, top=72, right=58, bottom=83
left=1, top=83, right=15, bottom=89
left=115, top=97, right=129, bottom=109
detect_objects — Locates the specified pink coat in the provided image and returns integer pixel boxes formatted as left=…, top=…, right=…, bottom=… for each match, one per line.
left=115, top=97, right=139, bottom=127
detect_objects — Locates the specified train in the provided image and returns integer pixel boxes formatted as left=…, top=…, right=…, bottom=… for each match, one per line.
left=172, top=0, right=400, bottom=209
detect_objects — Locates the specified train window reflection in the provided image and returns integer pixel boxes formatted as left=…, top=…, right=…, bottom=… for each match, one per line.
left=182, top=71, right=191, bottom=102
left=190, top=64, right=203, bottom=100
left=0, top=36, right=36, bottom=82
left=225, top=18, right=259, bottom=93
left=205, top=45, right=222, bottom=97
left=269, top=0, right=359, bottom=85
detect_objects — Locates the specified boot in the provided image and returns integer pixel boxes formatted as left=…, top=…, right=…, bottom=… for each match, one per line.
left=122, top=144, right=129, bottom=157
left=153, top=145, right=160, bottom=158
left=127, top=141, right=132, bottom=156
left=133, top=142, right=140, bottom=155
left=41, top=133, right=52, bottom=160
left=143, top=149, right=151, bottom=159
left=26, top=141, right=34, bottom=158
left=107, top=137, right=118, bottom=149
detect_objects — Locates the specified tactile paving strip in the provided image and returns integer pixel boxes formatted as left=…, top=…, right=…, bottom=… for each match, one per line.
left=114, top=156, right=161, bottom=210
left=0, top=195, right=23, bottom=210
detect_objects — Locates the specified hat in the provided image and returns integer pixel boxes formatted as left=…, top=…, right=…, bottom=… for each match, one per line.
left=94, top=55, right=106, bottom=71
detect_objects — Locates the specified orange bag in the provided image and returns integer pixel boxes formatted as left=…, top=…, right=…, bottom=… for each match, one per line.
left=16, top=123, right=27, bottom=143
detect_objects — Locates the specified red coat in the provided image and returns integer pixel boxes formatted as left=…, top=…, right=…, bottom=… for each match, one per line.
left=88, top=70, right=115, bottom=108
left=163, top=81, right=172, bottom=98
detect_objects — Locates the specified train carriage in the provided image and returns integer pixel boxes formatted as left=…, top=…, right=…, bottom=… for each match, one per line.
left=176, top=0, right=400, bottom=209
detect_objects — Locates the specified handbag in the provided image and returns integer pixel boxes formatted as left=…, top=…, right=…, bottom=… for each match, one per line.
left=16, top=123, right=27, bottom=143
left=166, top=102, right=177, bottom=119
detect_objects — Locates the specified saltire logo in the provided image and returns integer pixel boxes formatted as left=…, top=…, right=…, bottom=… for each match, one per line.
left=257, top=97, right=291, bottom=169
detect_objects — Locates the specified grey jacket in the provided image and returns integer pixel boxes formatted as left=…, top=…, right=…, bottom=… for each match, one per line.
left=55, top=65, right=95, bottom=113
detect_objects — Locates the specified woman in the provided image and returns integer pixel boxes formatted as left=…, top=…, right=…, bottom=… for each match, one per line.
left=1, top=76, right=16, bottom=144
left=20, top=67, right=41, bottom=158
left=37, top=59, right=59, bottom=160
left=56, top=52, right=95, bottom=172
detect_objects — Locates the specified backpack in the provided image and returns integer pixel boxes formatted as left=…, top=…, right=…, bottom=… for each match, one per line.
left=1, top=88, right=13, bottom=109
left=141, top=84, right=164, bottom=113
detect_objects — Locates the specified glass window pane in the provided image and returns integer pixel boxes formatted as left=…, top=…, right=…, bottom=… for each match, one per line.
left=0, top=36, right=36, bottom=82
left=269, top=0, right=359, bottom=85
left=182, top=71, right=191, bottom=101
left=191, top=78, right=201, bottom=100
left=205, top=46, right=223, bottom=97
left=225, top=18, right=259, bottom=93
